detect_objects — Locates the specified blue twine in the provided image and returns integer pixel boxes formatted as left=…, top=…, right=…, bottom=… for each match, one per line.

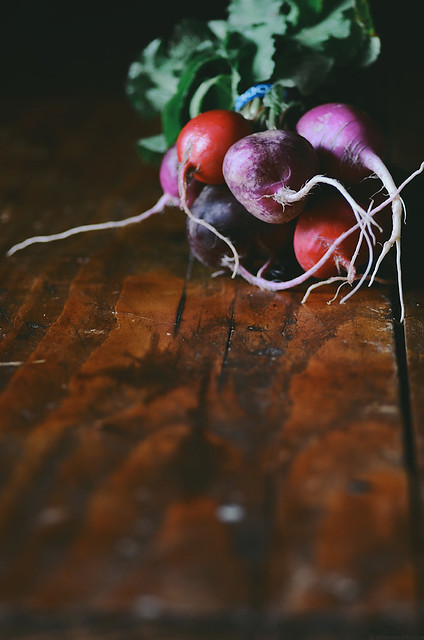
left=235, top=83, right=273, bottom=111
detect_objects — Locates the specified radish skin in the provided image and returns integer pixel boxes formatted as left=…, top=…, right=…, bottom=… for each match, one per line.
left=293, top=194, right=372, bottom=279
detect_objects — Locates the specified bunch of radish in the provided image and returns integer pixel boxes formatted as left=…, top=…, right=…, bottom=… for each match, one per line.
left=7, top=103, right=423, bottom=321
left=177, top=103, right=422, bottom=321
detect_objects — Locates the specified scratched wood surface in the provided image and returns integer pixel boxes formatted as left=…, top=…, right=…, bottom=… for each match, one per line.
left=0, top=87, right=423, bottom=640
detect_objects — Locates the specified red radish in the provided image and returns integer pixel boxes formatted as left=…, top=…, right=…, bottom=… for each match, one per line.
left=293, top=194, right=371, bottom=280
left=176, top=109, right=253, bottom=185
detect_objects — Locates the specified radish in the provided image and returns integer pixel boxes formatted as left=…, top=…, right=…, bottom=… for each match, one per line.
left=158, top=145, right=180, bottom=199
left=222, top=129, right=320, bottom=224
left=176, top=109, right=253, bottom=186
left=295, top=102, right=416, bottom=320
left=296, top=103, right=387, bottom=184
left=186, top=184, right=256, bottom=269
left=186, top=184, right=293, bottom=273
left=292, top=187, right=392, bottom=302
left=293, top=193, right=371, bottom=280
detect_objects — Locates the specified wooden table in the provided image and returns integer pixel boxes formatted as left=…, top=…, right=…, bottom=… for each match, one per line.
left=0, top=93, right=423, bottom=640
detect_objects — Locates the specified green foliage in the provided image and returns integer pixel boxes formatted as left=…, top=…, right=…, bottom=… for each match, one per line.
left=126, top=0, right=380, bottom=163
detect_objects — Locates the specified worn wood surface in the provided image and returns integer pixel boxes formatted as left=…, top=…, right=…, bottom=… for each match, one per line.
left=0, top=93, right=423, bottom=640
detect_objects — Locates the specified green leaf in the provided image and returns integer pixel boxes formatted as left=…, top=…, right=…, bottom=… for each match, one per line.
left=357, top=34, right=380, bottom=67
left=126, top=0, right=381, bottom=165
left=161, top=52, right=233, bottom=146
left=126, top=39, right=178, bottom=118
left=220, top=30, right=257, bottom=92
left=227, top=0, right=287, bottom=29
left=136, top=133, right=168, bottom=164
left=126, top=19, right=221, bottom=121
left=273, top=0, right=380, bottom=94
left=240, top=24, right=279, bottom=80
left=294, top=1, right=358, bottom=53
left=227, top=0, right=289, bottom=81
left=189, top=74, right=236, bottom=118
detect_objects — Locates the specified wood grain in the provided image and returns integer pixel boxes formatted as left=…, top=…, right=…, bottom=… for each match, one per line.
left=0, top=97, right=423, bottom=639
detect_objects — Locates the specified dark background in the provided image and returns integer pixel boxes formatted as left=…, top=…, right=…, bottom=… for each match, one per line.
left=0, top=1, right=228, bottom=97
left=0, top=1, right=419, bottom=99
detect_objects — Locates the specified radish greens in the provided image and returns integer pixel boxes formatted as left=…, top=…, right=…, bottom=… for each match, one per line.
left=126, top=0, right=380, bottom=162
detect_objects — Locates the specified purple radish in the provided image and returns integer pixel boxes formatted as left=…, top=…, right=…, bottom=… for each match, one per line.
left=222, top=130, right=320, bottom=224
left=186, top=184, right=256, bottom=269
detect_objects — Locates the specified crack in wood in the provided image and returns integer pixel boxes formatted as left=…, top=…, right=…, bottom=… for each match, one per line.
left=218, top=295, right=237, bottom=391
left=392, top=299, right=424, bottom=617
left=173, top=252, right=194, bottom=338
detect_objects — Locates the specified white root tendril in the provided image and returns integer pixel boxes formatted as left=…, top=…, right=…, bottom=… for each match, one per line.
left=274, top=174, right=379, bottom=232
left=301, top=273, right=393, bottom=305
left=257, top=257, right=273, bottom=278
left=6, top=193, right=177, bottom=257
left=301, top=276, right=351, bottom=303
left=365, top=159, right=424, bottom=322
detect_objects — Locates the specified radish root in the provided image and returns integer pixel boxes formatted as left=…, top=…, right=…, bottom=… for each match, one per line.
left=6, top=193, right=178, bottom=257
